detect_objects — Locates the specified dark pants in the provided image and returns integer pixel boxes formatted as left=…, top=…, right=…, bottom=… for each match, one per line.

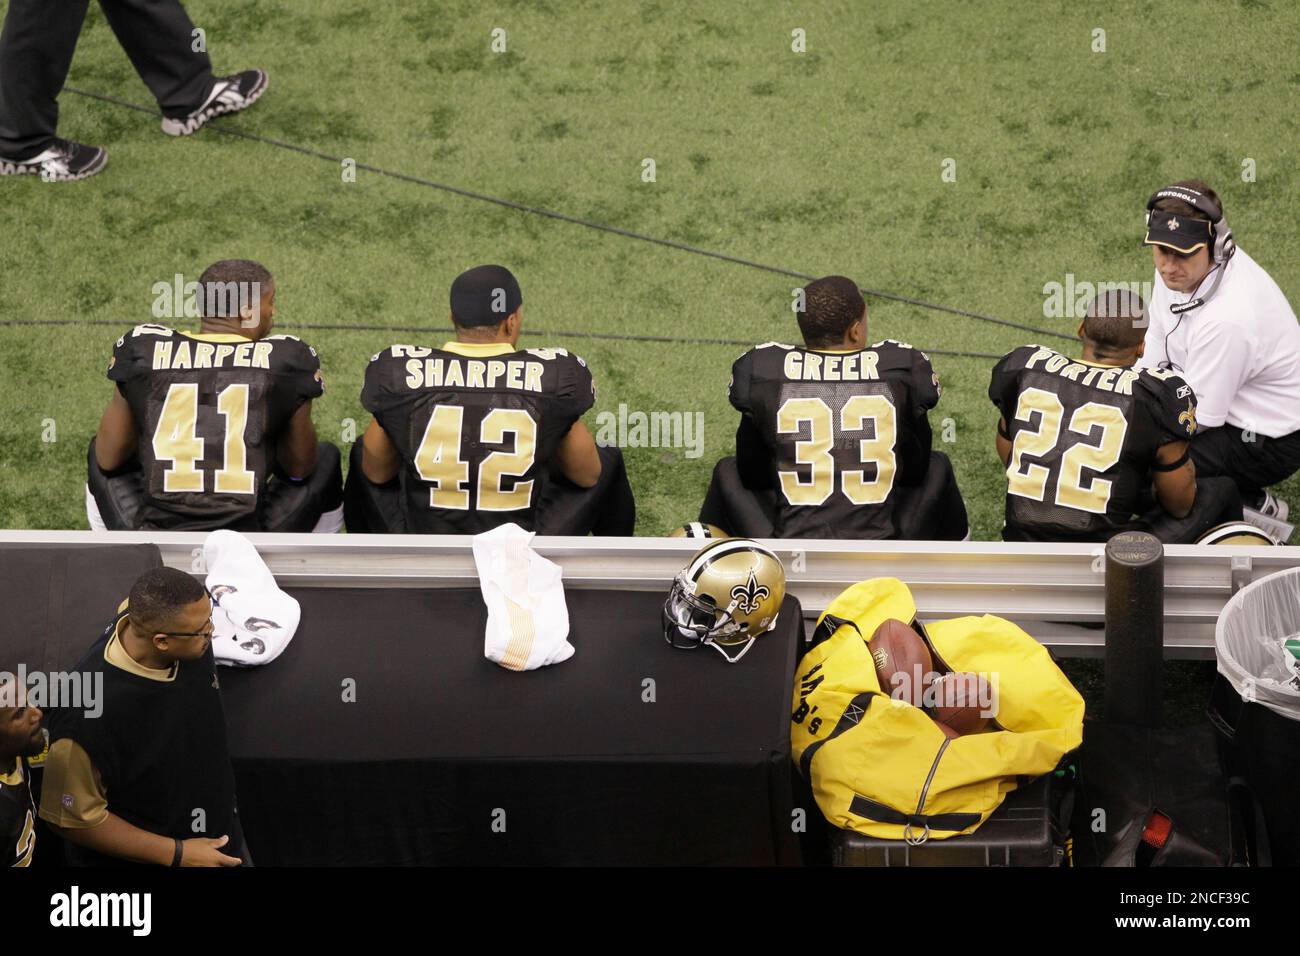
left=0, top=0, right=214, bottom=158
left=1134, top=476, right=1243, bottom=544
left=698, top=452, right=970, bottom=540
left=1004, top=476, right=1242, bottom=545
left=1191, top=424, right=1300, bottom=506
left=87, top=438, right=343, bottom=532
left=343, top=441, right=637, bottom=536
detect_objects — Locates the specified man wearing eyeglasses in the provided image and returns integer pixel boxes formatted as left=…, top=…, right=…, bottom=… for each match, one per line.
left=38, top=567, right=246, bottom=866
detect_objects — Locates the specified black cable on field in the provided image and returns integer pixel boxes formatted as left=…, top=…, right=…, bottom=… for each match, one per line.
left=0, top=318, right=1005, bottom=362
left=64, top=85, right=1076, bottom=345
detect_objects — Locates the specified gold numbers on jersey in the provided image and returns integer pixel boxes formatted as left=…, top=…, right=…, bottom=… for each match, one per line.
left=777, top=398, right=834, bottom=505
left=153, top=383, right=256, bottom=495
left=215, top=384, right=255, bottom=494
left=1007, top=389, right=1128, bottom=513
left=776, top=395, right=898, bottom=507
left=840, top=394, right=898, bottom=506
left=414, top=405, right=538, bottom=511
left=414, top=405, right=471, bottom=509
left=1057, top=403, right=1128, bottom=513
left=154, top=383, right=204, bottom=492
left=479, top=409, right=537, bottom=511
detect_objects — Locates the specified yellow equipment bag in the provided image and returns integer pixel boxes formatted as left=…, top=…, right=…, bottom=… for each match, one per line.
left=791, top=578, right=1085, bottom=842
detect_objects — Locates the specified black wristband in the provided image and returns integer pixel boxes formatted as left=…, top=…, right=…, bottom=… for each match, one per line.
left=997, top=421, right=1011, bottom=440
left=171, top=838, right=183, bottom=867
left=1152, top=447, right=1191, bottom=472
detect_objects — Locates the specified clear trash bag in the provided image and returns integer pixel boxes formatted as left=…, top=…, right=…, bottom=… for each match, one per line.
left=1216, top=567, right=1300, bottom=721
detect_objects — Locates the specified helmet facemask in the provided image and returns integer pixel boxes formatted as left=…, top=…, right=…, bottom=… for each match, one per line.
left=662, top=572, right=771, bottom=664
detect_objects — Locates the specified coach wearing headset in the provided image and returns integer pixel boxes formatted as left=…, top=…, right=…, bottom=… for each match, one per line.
left=1137, top=180, right=1300, bottom=528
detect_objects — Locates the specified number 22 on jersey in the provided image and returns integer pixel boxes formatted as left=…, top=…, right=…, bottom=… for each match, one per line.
left=152, top=382, right=256, bottom=494
left=1007, top=387, right=1127, bottom=513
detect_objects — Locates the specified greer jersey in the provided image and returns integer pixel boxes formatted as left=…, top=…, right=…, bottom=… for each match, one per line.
left=362, top=342, right=596, bottom=533
left=108, top=324, right=323, bottom=530
left=989, top=345, right=1197, bottom=542
left=729, top=340, right=941, bottom=539
left=1, top=758, right=35, bottom=867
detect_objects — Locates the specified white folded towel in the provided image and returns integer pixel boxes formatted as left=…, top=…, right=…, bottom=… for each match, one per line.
left=204, top=530, right=300, bottom=667
left=471, top=523, right=573, bottom=671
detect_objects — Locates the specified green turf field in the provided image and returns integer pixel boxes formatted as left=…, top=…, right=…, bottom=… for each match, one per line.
left=3, top=0, right=1299, bottom=541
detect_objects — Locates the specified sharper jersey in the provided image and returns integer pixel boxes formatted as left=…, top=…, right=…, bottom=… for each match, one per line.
left=989, top=345, right=1198, bottom=542
left=1, top=757, right=36, bottom=866
left=1138, top=248, right=1300, bottom=437
left=361, top=341, right=596, bottom=533
left=729, top=339, right=940, bottom=539
left=108, top=324, right=323, bottom=530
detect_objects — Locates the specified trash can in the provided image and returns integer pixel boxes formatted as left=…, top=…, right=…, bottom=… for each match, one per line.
left=1212, top=566, right=1300, bottom=866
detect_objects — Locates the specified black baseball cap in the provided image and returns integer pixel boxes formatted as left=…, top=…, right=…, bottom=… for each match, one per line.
left=1143, top=208, right=1213, bottom=255
left=449, top=265, right=523, bottom=327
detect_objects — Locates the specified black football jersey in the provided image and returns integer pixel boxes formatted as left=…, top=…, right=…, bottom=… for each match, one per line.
left=1, top=758, right=35, bottom=867
left=988, top=345, right=1198, bottom=542
left=729, top=340, right=941, bottom=539
left=108, top=324, right=324, bottom=530
left=361, top=343, right=596, bottom=533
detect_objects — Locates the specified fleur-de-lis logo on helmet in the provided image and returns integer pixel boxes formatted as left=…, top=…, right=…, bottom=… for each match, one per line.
left=731, top=572, right=770, bottom=615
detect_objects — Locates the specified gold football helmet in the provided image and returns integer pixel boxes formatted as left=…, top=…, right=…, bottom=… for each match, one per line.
left=1196, top=522, right=1277, bottom=546
left=667, top=522, right=729, bottom=539
left=663, top=538, right=786, bottom=663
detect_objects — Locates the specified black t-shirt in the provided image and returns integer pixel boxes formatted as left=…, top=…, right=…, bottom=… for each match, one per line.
left=729, top=339, right=940, bottom=539
left=0, top=757, right=35, bottom=867
left=988, top=345, right=1197, bottom=542
left=108, top=324, right=323, bottom=530
left=46, top=607, right=241, bottom=865
left=361, top=343, right=596, bottom=533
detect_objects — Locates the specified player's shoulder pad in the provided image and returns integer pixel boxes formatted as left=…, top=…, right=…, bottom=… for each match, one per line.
left=1136, top=365, right=1195, bottom=404
left=521, top=346, right=591, bottom=378
left=1137, top=367, right=1197, bottom=437
left=264, top=333, right=319, bottom=365
left=109, top=324, right=176, bottom=377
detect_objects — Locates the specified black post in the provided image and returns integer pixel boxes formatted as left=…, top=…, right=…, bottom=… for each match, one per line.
left=1104, top=531, right=1164, bottom=727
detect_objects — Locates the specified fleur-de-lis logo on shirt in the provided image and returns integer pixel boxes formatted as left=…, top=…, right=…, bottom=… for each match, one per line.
left=1179, top=401, right=1197, bottom=436
left=731, top=572, right=770, bottom=614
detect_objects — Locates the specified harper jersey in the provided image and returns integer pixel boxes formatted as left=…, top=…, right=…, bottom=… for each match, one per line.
left=1, top=757, right=36, bottom=867
left=107, top=324, right=323, bottom=530
left=361, top=341, right=596, bottom=533
left=729, top=339, right=941, bottom=539
left=989, top=345, right=1198, bottom=542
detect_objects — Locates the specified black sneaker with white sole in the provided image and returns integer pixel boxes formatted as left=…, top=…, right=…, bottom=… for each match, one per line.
left=0, top=139, right=108, bottom=181
left=161, top=69, right=269, bottom=137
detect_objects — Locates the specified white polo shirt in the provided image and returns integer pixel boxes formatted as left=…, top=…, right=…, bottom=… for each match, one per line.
left=1138, top=247, right=1300, bottom=437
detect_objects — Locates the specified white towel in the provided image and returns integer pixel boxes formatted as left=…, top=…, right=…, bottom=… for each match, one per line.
left=204, top=530, right=300, bottom=667
left=471, top=523, right=572, bottom=671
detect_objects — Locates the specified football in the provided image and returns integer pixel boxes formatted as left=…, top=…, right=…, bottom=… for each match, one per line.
left=931, top=672, right=993, bottom=735
left=933, top=719, right=961, bottom=739
left=868, top=618, right=933, bottom=706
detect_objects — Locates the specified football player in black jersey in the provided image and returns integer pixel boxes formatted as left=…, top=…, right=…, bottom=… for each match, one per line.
left=0, top=671, right=44, bottom=867
left=989, top=290, right=1242, bottom=543
left=699, top=275, right=968, bottom=540
left=346, top=264, right=635, bottom=535
left=88, top=259, right=342, bottom=532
